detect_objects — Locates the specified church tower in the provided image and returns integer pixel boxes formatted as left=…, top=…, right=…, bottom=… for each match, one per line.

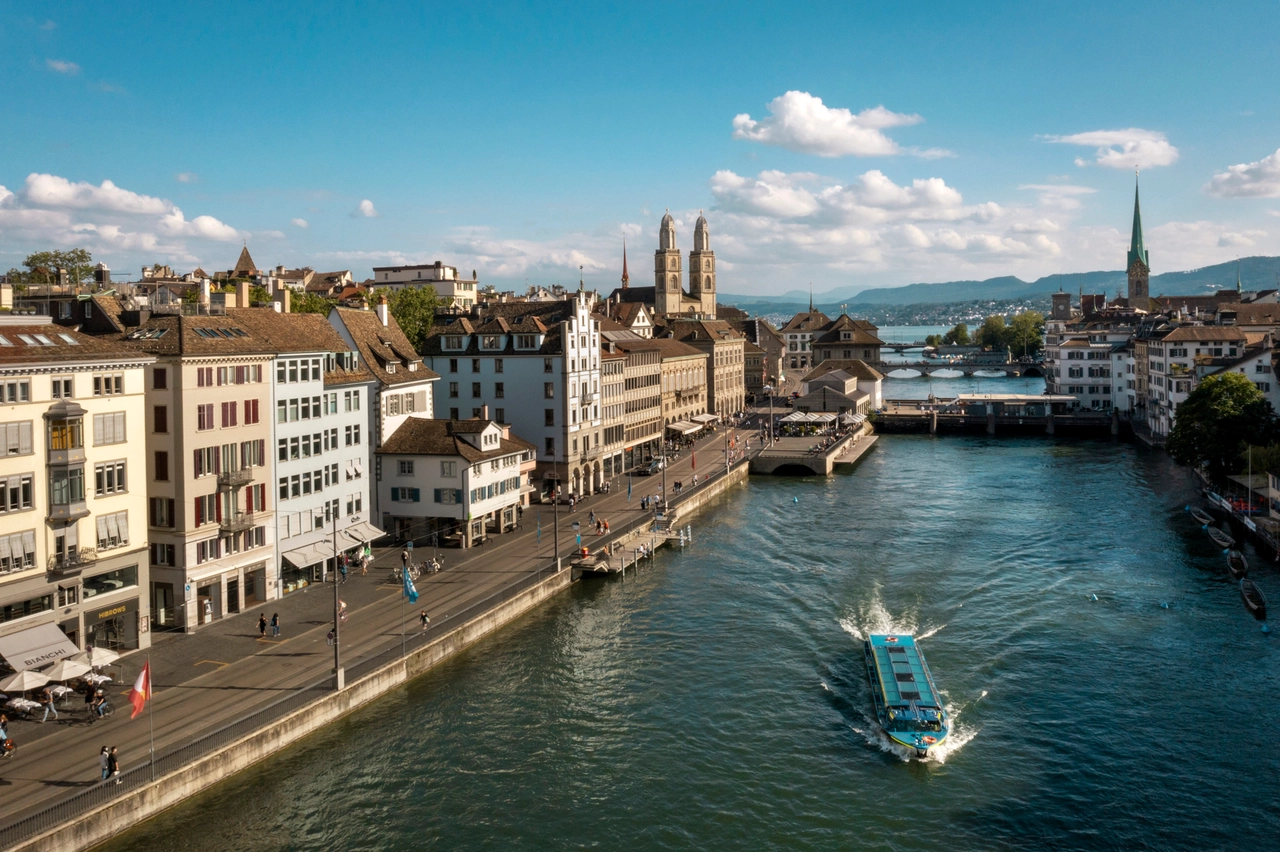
left=1127, top=175, right=1150, bottom=308
left=688, top=213, right=716, bottom=319
left=654, top=211, right=681, bottom=317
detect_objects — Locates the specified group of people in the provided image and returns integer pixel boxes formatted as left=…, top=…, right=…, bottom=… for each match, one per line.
left=98, top=745, right=121, bottom=783
left=587, top=511, right=611, bottom=536
left=257, top=612, right=282, bottom=638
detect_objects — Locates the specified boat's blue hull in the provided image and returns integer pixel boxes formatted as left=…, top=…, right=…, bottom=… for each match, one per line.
left=864, top=634, right=949, bottom=758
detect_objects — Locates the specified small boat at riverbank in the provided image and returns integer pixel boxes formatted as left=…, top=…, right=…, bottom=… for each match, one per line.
left=1207, top=527, right=1235, bottom=549
left=1190, top=508, right=1214, bottom=526
left=863, top=634, right=948, bottom=758
left=1227, top=550, right=1249, bottom=580
left=1241, top=579, right=1268, bottom=621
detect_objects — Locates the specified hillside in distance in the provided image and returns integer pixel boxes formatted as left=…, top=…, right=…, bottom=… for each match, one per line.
left=722, top=256, right=1280, bottom=314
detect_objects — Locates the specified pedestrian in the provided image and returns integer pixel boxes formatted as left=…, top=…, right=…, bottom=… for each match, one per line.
left=257, top=613, right=267, bottom=637
left=99, top=746, right=110, bottom=781
left=339, top=560, right=348, bottom=584
left=401, top=549, right=409, bottom=570
left=604, top=519, right=610, bottom=534
left=108, top=746, right=121, bottom=784
left=420, top=610, right=430, bottom=630
left=38, top=686, right=57, bottom=722
left=569, top=496, right=576, bottom=513
left=589, top=509, right=596, bottom=526
left=270, top=612, right=280, bottom=638
left=359, top=553, right=369, bottom=576
left=326, top=628, right=335, bottom=646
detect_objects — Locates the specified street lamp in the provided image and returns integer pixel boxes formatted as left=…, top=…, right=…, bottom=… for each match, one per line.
left=330, top=513, right=359, bottom=690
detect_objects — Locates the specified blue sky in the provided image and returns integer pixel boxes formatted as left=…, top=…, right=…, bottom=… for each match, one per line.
left=4, top=0, right=1280, bottom=295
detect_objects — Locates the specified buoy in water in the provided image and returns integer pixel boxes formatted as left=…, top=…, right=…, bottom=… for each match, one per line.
left=1263, top=623, right=1272, bottom=634
left=1089, top=594, right=1098, bottom=601
left=1160, top=602, right=1169, bottom=609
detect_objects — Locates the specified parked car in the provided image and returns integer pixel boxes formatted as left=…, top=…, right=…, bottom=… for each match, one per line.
left=636, top=459, right=665, bottom=476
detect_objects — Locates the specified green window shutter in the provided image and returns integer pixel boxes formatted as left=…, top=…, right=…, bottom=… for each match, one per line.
left=434, top=488, right=442, bottom=503
left=411, top=488, right=421, bottom=502
left=455, top=489, right=463, bottom=503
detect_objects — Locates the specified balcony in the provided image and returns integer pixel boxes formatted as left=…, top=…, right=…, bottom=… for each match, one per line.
left=47, top=499, right=90, bottom=522
left=579, top=444, right=602, bottom=462
left=220, top=511, right=256, bottom=534
left=217, top=468, right=254, bottom=489
left=47, top=547, right=97, bottom=576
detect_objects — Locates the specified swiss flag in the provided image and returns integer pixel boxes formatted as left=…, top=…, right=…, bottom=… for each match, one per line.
left=129, top=661, right=152, bottom=720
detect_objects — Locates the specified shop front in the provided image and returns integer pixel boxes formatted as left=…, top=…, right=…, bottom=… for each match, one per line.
left=280, top=542, right=328, bottom=595
left=85, top=596, right=139, bottom=652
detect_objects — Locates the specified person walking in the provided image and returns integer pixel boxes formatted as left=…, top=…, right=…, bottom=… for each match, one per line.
left=257, top=613, right=267, bottom=638
left=339, top=560, right=348, bottom=584
left=604, top=519, right=610, bottom=534
left=270, top=612, right=280, bottom=638
left=99, top=746, right=110, bottom=781
left=107, top=746, right=121, bottom=784
left=569, top=495, right=576, bottom=513
left=420, top=610, right=430, bottom=631
left=38, top=686, right=58, bottom=722
left=589, top=509, right=596, bottom=526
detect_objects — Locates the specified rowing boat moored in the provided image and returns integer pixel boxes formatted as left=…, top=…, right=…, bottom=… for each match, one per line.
left=1207, top=527, right=1235, bottom=549
left=1241, top=578, right=1268, bottom=621
left=1227, top=550, right=1249, bottom=580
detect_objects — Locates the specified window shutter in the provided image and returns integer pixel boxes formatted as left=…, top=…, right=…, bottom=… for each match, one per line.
left=411, top=488, right=420, bottom=502
left=166, top=499, right=174, bottom=526
left=149, top=499, right=158, bottom=526
left=215, top=496, right=223, bottom=522
left=433, top=488, right=442, bottom=503
left=65, top=524, right=77, bottom=547
left=118, top=513, right=129, bottom=545
left=455, top=489, right=463, bottom=504
left=416, top=391, right=426, bottom=411
left=195, top=498, right=203, bottom=526
left=18, top=422, right=31, bottom=454
left=241, top=443, right=248, bottom=469
left=93, top=414, right=104, bottom=445
left=97, top=515, right=109, bottom=543
left=21, top=530, right=34, bottom=556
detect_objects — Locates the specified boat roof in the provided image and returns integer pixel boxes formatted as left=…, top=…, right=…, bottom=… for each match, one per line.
left=867, top=634, right=940, bottom=709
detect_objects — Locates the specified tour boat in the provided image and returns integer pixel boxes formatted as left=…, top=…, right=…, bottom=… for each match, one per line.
left=1190, top=508, right=1214, bottom=526
left=863, top=633, right=949, bottom=758
left=1240, top=578, right=1268, bottom=621
left=1207, top=527, right=1235, bottom=549
left=1227, top=550, right=1249, bottom=580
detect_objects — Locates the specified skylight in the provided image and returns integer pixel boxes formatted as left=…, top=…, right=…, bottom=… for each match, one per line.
left=16, top=335, right=36, bottom=345
left=57, top=334, right=79, bottom=345
left=33, top=334, right=54, bottom=346
left=0, top=336, right=11, bottom=346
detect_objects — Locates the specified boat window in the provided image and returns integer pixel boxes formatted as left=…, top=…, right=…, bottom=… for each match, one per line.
left=900, top=691, right=922, bottom=701
left=888, top=647, right=906, bottom=654
left=895, top=673, right=916, bottom=682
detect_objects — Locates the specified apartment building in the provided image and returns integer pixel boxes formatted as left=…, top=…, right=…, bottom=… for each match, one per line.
left=226, top=311, right=380, bottom=597
left=727, top=317, right=785, bottom=389
left=809, top=315, right=884, bottom=365
left=376, top=419, right=536, bottom=547
left=370, top=261, right=479, bottom=309
left=604, top=335, right=664, bottom=470
left=779, top=309, right=831, bottom=371
left=653, top=338, right=708, bottom=429
left=114, top=313, right=276, bottom=632
left=1147, top=326, right=1249, bottom=438
left=665, top=319, right=747, bottom=417
left=0, top=319, right=155, bottom=660
left=598, top=343, right=627, bottom=480
left=421, top=290, right=605, bottom=498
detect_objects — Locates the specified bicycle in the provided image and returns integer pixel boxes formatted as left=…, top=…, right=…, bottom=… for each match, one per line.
left=391, top=564, right=421, bottom=583
left=87, top=703, right=114, bottom=725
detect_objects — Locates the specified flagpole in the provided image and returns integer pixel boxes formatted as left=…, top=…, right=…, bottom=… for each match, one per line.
left=146, top=656, right=156, bottom=781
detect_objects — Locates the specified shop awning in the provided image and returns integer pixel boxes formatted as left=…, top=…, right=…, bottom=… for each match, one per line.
left=779, top=411, right=810, bottom=423
left=0, top=622, right=80, bottom=672
left=282, top=542, right=329, bottom=569
left=341, top=521, right=387, bottom=545
left=690, top=413, right=719, bottom=424
left=666, top=421, right=700, bottom=435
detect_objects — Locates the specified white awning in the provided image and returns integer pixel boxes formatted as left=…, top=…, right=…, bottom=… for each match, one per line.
left=0, top=622, right=80, bottom=672
left=779, top=412, right=809, bottom=423
left=666, top=421, right=700, bottom=435
left=812, top=413, right=837, bottom=423
left=341, top=521, right=387, bottom=545
left=282, top=542, right=330, bottom=569
left=690, top=413, right=719, bottom=424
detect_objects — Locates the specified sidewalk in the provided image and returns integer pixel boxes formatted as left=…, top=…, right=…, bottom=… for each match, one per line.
left=0, top=424, right=752, bottom=833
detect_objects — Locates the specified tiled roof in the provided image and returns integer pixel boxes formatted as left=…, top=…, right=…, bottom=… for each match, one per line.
left=0, top=323, right=154, bottom=365
left=605, top=285, right=656, bottom=305
left=812, top=315, right=883, bottom=346
left=423, top=303, right=567, bottom=357
left=801, top=359, right=884, bottom=383
left=780, top=311, right=831, bottom=333
left=1218, top=303, right=1280, bottom=326
left=665, top=319, right=744, bottom=344
left=378, top=418, right=536, bottom=462
left=231, top=246, right=257, bottom=277
left=332, top=307, right=439, bottom=386
left=1163, top=326, right=1248, bottom=342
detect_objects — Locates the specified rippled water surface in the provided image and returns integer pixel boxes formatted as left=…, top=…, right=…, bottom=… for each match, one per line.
left=105, top=437, right=1280, bottom=851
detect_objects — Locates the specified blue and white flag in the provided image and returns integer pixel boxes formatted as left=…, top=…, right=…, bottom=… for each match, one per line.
left=576, top=533, right=581, bottom=547
left=403, top=564, right=419, bottom=603
left=627, top=474, right=632, bottom=502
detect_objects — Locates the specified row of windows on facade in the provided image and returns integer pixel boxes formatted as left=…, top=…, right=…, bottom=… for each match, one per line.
left=278, top=463, right=353, bottom=501
left=193, top=400, right=262, bottom=431
left=277, top=430, right=352, bottom=462
left=193, top=526, right=268, bottom=565
left=277, top=495, right=364, bottom=540
left=190, top=440, right=267, bottom=478
left=390, top=475, right=521, bottom=505
left=0, top=509, right=131, bottom=575
left=194, top=365, right=265, bottom=387
left=3, top=413, right=130, bottom=457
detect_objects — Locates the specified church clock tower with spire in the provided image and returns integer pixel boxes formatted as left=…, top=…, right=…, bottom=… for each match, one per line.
left=654, top=211, right=681, bottom=316
left=1127, top=174, right=1150, bottom=308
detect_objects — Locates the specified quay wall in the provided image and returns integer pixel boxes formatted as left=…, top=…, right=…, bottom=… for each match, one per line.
left=12, top=569, right=573, bottom=852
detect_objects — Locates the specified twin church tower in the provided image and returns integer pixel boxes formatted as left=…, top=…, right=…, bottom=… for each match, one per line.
left=637, top=211, right=717, bottom=319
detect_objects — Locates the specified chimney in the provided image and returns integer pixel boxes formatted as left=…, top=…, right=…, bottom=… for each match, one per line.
left=375, top=294, right=390, bottom=326
left=276, top=265, right=285, bottom=275
left=236, top=281, right=250, bottom=309
left=200, top=278, right=211, bottom=306
left=274, top=287, right=291, bottom=314
left=481, top=404, right=489, bottom=421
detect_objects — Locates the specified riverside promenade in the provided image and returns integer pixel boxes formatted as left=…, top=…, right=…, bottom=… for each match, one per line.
left=0, top=428, right=749, bottom=851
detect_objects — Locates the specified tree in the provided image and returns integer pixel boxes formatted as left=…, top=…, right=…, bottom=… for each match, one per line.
left=1167, top=373, right=1278, bottom=477
left=24, top=249, right=93, bottom=286
left=249, top=284, right=272, bottom=305
left=924, top=334, right=943, bottom=347
left=973, top=315, right=1008, bottom=350
left=1006, top=310, right=1045, bottom=357
left=387, top=285, right=439, bottom=351
left=942, top=322, right=970, bottom=345
left=290, top=291, right=337, bottom=315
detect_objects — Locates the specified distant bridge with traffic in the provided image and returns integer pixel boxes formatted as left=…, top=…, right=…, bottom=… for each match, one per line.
left=873, top=360, right=1046, bottom=378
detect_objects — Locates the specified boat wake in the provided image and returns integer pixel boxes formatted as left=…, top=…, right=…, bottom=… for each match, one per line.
left=846, top=698, right=979, bottom=764
left=837, top=597, right=945, bottom=644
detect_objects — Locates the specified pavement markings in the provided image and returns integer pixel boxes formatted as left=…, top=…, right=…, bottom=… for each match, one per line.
left=194, top=659, right=230, bottom=669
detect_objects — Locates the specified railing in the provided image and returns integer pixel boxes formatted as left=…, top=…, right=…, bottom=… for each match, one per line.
left=0, top=558, right=566, bottom=851
left=47, top=547, right=98, bottom=574
left=217, top=468, right=254, bottom=489
left=219, top=511, right=255, bottom=533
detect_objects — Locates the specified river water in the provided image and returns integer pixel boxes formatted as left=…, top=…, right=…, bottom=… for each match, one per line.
left=104, top=435, right=1280, bottom=852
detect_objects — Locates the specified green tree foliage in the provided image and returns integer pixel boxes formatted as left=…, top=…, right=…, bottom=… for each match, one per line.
left=1006, top=310, right=1045, bottom=357
left=1167, top=373, right=1278, bottom=476
left=942, top=322, right=970, bottom=345
left=249, top=285, right=272, bottom=305
left=924, top=334, right=943, bottom=347
left=974, top=315, right=1008, bottom=350
left=23, top=248, right=94, bottom=285
left=386, top=285, right=439, bottom=351
left=289, top=291, right=337, bottom=315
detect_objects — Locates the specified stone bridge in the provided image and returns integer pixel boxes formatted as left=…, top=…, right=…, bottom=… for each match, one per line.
left=874, top=361, right=1045, bottom=378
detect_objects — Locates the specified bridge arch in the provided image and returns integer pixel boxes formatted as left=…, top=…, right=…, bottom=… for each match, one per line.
left=1020, top=365, right=1044, bottom=378
left=770, top=463, right=821, bottom=477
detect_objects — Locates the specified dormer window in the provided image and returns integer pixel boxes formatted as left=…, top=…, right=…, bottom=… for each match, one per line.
left=409, top=362, right=418, bottom=371
left=445, top=336, right=463, bottom=350
left=386, top=363, right=396, bottom=374
left=517, top=334, right=535, bottom=349
left=842, top=332, right=851, bottom=340
left=482, top=335, right=500, bottom=349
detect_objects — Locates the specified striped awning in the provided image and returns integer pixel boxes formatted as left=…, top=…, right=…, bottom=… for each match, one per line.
left=666, top=421, right=700, bottom=435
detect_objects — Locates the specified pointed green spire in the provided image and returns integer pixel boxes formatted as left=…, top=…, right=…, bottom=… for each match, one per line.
left=1127, top=173, right=1148, bottom=270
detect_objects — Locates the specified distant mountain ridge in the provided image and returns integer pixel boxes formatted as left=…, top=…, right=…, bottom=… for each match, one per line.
left=722, top=255, right=1280, bottom=311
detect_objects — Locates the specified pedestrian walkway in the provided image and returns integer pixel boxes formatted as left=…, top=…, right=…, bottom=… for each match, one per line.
left=0, top=425, right=752, bottom=836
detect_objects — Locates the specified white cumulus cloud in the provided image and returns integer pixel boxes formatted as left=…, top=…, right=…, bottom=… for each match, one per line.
left=1205, top=148, right=1280, bottom=198
left=1043, top=129, right=1179, bottom=169
left=291, top=218, right=309, bottom=228
left=352, top=199, right=377, bottom=218
left=46, top=59, right=79, bottom=75
left=731, top=91, right=948, bottom=158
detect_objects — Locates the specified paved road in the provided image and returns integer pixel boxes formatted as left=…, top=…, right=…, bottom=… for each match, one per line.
left=0, top=424, right=754, bottom=829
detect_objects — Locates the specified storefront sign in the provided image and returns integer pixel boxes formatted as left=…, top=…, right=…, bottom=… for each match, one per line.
left=88, top=597, right=138, bottom=626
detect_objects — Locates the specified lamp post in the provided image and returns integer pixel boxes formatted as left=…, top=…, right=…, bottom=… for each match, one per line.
left=330, top=512, right=358, bottom=691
